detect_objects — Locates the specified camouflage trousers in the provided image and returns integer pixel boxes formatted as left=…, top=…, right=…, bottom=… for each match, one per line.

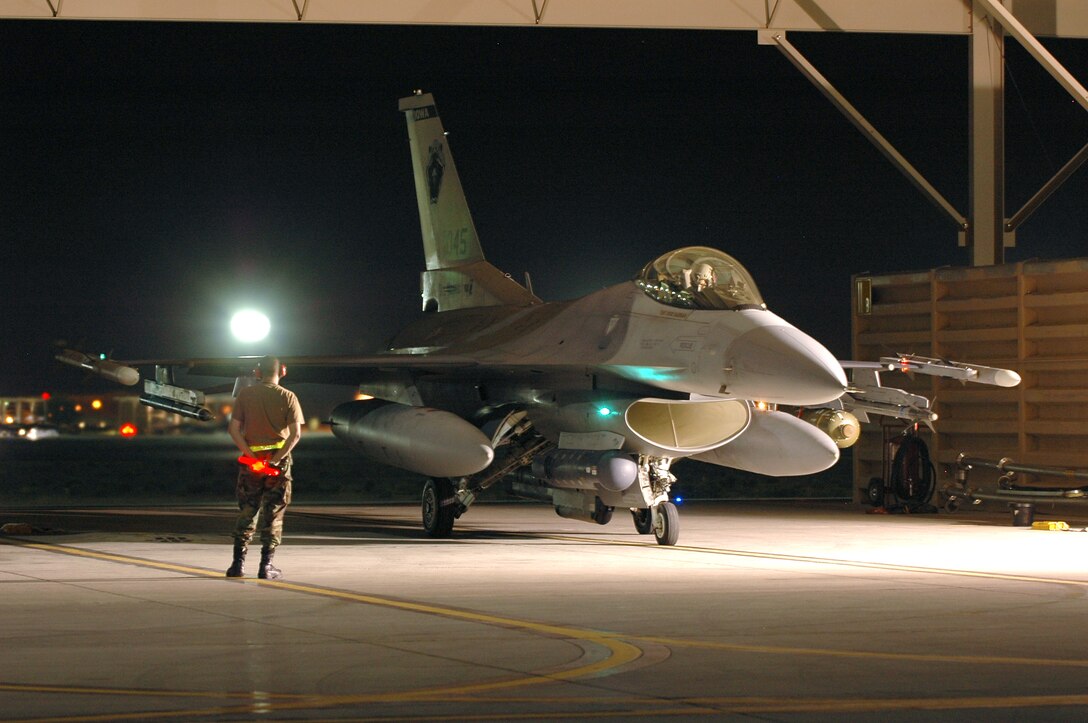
left=232, top=454, right=293, bottom=550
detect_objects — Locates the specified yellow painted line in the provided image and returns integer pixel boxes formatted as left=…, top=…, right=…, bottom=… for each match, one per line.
left=301, top=708, right=722, bottom=721
left=223, top=693, right=1088, bottom=721
left=689, top=693, right=1088, bottom=713
left=536, top=532, right=1088, bottom=589
left=3, top=540, right=224, bottom=578
left=0, top=538, right=643, bottom=718
left=8, top=707, right=718, bottom=723
left=621, top=633, right=1088, bottom=668
left=5, top=704, right=314, bottom=723
left=8, top=538, right=1088, bottom=721
left=4, top=539, right=642, bottom=687
left=258, top=693, right=1088, bottom=720
left=23, top=522, right=1088, bottom=593
left=19, top=536, right=1078, bottom=668
left=30, top=692, right=1085, bottom=723
left=0, top=682, right=307, bottom=700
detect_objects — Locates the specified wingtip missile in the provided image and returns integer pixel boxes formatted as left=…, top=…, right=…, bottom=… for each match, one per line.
left=880, top=355, right=1021, bottom=388
left=976, top=366, right=1021, bottom=388
left=55, top=349, right=140, bottom=386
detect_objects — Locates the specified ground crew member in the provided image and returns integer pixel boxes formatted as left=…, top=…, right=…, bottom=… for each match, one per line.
left=226, top=355, right=304, bottom=580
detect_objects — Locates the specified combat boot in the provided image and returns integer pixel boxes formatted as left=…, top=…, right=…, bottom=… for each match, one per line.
left=258, top=546, right=282, bottom=580
left=225, top=543, right=247, bottom=578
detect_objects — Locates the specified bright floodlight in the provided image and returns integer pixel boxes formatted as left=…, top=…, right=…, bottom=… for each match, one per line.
left=231, top=310, right=271, bottom=343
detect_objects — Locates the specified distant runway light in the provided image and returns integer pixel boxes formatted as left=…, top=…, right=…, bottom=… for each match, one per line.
left=231, top=310, right=271, bottom=343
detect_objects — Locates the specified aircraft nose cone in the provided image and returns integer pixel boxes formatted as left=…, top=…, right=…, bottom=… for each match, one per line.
left=723, top=325, right=847, bottom=405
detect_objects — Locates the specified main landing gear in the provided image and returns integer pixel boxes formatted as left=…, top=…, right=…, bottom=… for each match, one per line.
left=419, top=434, right=683, bottom=546
left=422, top=478, right=456, bottom=537
left=422, top=410, right=548, bottom=539
left=423, top=474, right=682, bottom=545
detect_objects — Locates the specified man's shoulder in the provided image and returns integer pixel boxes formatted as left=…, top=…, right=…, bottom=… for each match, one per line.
left=272, top=383, right=298, bottom=399
left=237, top=382, right=287, bottom=400
left=237, top=383, right=267, bottom=399
left=267, top=383, right=302, bottom=408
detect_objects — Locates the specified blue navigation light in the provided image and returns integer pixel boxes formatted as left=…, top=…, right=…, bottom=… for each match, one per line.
left=674, top=496, right=684, bottom=505
left=598, top=407, right=613, bottom=416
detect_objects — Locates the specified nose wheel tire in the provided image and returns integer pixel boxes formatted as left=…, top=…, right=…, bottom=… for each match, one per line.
left=652, top=502, right=679, bottom=546
left=632, top=508, right=653, bottom=535
left=422, top=478, right=456, bottom=538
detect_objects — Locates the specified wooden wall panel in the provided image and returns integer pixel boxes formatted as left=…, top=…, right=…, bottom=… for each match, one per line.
left=852, top=258, right=1088, bottom=499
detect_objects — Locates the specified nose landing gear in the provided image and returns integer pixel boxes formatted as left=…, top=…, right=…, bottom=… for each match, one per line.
left=631, top=456, right=680, bottom=545
left=650, top=501, right=679, bottom=546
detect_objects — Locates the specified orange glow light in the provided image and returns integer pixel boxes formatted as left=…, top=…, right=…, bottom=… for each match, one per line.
left=91, top=399, right=103, bottom=410
left=119, top=423, right=138, bottom=438
left=238, top=455, right=281, bottom=477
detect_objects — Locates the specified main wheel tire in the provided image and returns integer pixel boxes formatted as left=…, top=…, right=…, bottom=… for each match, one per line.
left=422, top=478, right=456, bottom=538
left=652, top=502, right=679, bottom=546
left=632, top=508, right=653, bottom=535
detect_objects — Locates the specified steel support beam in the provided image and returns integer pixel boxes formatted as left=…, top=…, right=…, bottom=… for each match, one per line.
left=5, top=0, right=1088, bottom=264
left=978, top=0, right=1088, bottom=111
left=6, top=0, right=1088, bottom=38
left=1007, top=140, right=1088, bottom=231
left=0, top=1, right=976, bottom=32
left=761, top=30, right=967, bottom=231
left=976, top=0, right=1088, bottom=234
left=969, top=2, right=1007, bottom=266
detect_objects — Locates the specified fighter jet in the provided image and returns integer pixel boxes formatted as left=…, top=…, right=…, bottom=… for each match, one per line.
left=59, top=92, right=1020, bottom=545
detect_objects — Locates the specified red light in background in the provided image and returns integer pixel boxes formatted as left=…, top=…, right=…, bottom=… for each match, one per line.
left=41, top=392, right=51, bottom=401
left=119, top=423, right=138, bottom=438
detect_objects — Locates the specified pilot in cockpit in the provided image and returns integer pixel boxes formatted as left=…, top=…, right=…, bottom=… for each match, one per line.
left=682, top=262, right=717, bottom=292
left=637, top=246, right=764, bottom=311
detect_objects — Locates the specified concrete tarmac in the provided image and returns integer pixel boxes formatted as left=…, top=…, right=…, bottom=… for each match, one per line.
left=2, top=501, right=1088, bottom=721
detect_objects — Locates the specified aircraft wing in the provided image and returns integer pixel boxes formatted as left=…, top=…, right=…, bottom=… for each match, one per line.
left=126, top=353, right=482, bottom=385
left=58, top=348, right=491, bottom=386
left=56, top=347, right=683, bottom=420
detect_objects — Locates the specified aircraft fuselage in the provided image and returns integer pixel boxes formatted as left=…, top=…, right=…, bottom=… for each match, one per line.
left=387, top=280, right=846, bottom=409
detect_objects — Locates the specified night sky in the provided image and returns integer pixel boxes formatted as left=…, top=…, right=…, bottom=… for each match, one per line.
left=3, top=19, right=1087, bottom=394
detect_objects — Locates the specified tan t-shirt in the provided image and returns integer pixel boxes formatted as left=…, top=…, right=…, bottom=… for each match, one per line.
left=232, top=382, right=304, bottom=448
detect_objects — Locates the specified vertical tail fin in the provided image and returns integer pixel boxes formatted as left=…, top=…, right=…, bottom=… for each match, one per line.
left=399, top=91, right=539, bottom=312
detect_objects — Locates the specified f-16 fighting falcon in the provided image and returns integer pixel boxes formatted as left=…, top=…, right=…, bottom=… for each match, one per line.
left=59, top=92, right=1020, bottom=546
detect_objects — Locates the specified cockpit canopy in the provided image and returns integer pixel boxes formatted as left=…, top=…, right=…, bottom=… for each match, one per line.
left=635, top=246, right=766, bottom=311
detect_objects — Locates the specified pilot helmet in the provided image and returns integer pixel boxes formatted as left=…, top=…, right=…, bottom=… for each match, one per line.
left=691, top=262, right=716, bottom=290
